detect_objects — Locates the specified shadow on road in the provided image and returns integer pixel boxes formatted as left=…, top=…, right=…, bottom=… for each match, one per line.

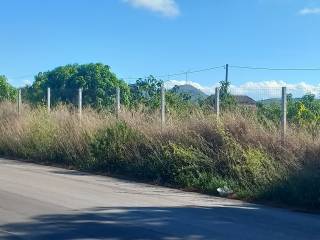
left=1, top=205, right=320, bottom=240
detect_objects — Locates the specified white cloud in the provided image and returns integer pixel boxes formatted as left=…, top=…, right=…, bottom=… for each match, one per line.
left=230, top=80, right=320, bottom=94
left=165, top=80, right=320, bottom=100
left=22, top=79, right=32, bottom=86
left=123, top=0, right=180, bottom=17
left=299, top=7, right=320, bottom=15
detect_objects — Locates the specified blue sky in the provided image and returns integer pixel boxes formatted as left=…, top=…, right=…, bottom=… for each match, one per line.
left=1, top=0, right=320, bottom=98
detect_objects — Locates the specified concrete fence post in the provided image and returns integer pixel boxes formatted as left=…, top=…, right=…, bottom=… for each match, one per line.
left=116, top=87, right=120, bottom=119
left=281, top=86, right=287, bottom=144
left=17, top=89, right=22, bottom=116
left=161, top=83, right=166, bottom=129
left=47, top=87, right=51, bottom=113
left=78, top=88, right=82, bottom=119
left=215, top=87, right=220, bottom=119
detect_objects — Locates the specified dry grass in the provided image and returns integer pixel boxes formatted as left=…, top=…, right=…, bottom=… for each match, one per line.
left=0, top=101, right=319, bottom=209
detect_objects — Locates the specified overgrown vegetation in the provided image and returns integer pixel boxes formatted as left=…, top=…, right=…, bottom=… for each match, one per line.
left=1, top=63, right=320, bottom=210
left=0, top=102, right=319, bottom=210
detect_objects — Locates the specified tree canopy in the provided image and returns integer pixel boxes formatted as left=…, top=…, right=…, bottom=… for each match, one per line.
left=0, top=75, right=16, bottom=101
left=130, top=75, right=163, bottom=109
left=129, top=75, right=196, bottom=114
left=24, top=63, right=130, bottom=108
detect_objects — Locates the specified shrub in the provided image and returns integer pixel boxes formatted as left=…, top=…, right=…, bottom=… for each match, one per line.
left=162, top=143, right=213, bottom=186
left=90, top=122, right=164, bottom=180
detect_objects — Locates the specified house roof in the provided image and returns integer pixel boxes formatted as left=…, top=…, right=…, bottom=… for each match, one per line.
left=233, top=95, right=256, bottom=105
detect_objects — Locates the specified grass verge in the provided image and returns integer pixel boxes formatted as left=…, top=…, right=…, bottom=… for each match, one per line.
left=0, top=102, right=319, bottom=210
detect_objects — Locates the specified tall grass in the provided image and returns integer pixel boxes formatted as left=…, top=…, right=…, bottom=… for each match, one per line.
left=0, top=101, right=319, bottom=210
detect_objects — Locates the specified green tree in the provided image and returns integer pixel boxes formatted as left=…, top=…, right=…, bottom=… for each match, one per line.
left=130, top=76, right=195, bottom=113
left=130, top=75, right=163, bottom=109
left=219, top=78, right=236, bottom=108
left=199, top=79, right=236, bottom=111
left=287, top=93, right=320, bottom=127
left=0, top=75, right=16, bottom=101
left=165, top=91, right=196, bottom=116
left=257, top=92, right=320, bottom=136
left=24, top=63, right=130, bottom=108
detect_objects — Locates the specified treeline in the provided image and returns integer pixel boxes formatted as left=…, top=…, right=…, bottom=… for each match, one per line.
left=1, top=63, right=205, bottom=113
left=2, top=63, right=320, bottom=130
left=0, top=63, right=250, bottom=118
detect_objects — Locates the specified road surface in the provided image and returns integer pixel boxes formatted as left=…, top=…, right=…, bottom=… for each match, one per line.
left=0, top=158, right=319, bottom=240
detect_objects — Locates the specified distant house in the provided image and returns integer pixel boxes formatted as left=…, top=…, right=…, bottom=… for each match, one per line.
left=233, top=95, right=256, bottom=106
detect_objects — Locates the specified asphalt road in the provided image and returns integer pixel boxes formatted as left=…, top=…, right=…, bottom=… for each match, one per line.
left=0, top=158, right=319, bottom=240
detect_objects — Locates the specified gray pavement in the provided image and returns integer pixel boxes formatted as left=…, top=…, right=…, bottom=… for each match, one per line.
left=0, top=158, right=319, bottom=240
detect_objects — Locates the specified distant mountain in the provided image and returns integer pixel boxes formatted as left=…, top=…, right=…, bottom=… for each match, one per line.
left=259, top=98, right=281, bottom=105
left=259, top=97, right=306, bottom=105
left=170, top=85, right=258, bottom=105
left=170, top=84, right=208, bottom=101
left=259, top=98, right=302, bottom=105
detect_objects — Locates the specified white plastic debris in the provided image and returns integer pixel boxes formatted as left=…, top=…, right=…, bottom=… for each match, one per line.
left=217, top=186, right=233, bottom=197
